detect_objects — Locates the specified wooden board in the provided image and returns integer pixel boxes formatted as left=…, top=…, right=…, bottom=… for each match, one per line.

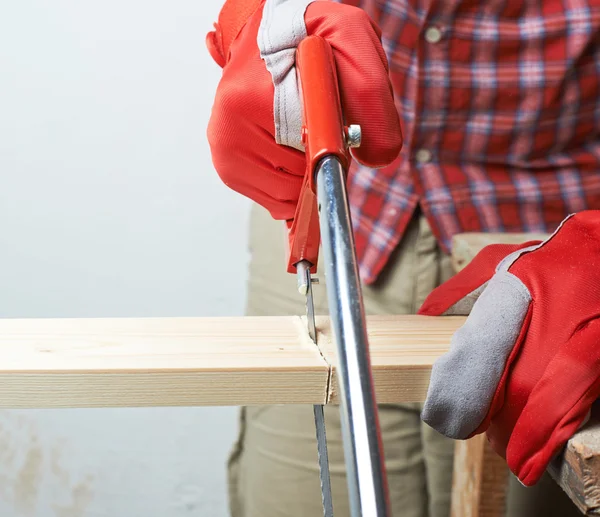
left=0, top=314, right=462, bottom=409
left=0, top=316, right=327, bottom=408
left=313, top=315, right=462, bottom=404
left=549, top=407, right=600, bottom=515
left=452, top=231, right=549, bottom=272
left=450, top=433, right=509, bottom=517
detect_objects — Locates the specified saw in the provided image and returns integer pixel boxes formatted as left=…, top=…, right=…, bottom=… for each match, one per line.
left=284, top=35, right=392, bottom=517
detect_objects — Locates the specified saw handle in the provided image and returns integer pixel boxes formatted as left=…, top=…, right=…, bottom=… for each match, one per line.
left=297, top=36, right=350, bottom=184
left=285, top=36, right=351, bottom=274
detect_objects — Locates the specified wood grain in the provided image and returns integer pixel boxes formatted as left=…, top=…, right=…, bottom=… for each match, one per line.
left=452, top=232, right=549, bottom=272
left=549, top=409, right=600, bottom=515
left=0, top=316, right=328, bottom=408
left=0, top=314, right=462, bottom=409
left=313, top=314, right=463, bottom=404
left=450, top=434, right=509, bottom=517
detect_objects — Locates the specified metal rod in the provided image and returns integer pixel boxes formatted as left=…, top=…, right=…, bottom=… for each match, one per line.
left=315, top=155, right=391, bottom=516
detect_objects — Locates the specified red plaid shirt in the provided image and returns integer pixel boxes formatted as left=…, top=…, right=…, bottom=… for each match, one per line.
left=340, top=0, right=600, bottom=284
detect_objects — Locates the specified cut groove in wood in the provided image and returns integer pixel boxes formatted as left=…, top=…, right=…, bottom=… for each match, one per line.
left=0, top=314, right=463, bottom=409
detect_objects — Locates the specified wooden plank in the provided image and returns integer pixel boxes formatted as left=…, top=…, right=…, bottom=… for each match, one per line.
left=0, top=314, right=462, bottom=409
left=452, top=232, right=549, bottom=272
left=549, top=408, right=600, bottom=515
left=0, top=316, right=328, bottom=408
left=450, top=433, right=510, bottom=517
left=312, top=314, right=463, bottom=404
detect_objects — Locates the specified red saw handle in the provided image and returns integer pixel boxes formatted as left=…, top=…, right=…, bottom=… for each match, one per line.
left=285, top=35, right=351, bottom=274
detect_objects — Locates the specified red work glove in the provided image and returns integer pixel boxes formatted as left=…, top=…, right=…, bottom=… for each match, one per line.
left=206, top=0, right=402, bottom=221
left=418, top=211, right=600, bottom=486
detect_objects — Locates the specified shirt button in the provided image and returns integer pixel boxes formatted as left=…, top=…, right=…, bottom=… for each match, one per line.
left=415, top=149, right=432, bottom=163
left=424, top=26, right=442, bottom=43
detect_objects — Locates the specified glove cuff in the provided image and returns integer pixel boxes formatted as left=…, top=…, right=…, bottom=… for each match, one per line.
left=258, top=0, right=315, bottom=150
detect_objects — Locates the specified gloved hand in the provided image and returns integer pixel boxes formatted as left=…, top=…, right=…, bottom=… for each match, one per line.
left=206, top=0, right=402, bottom=222
left=418, top=210, right=600, bottom=486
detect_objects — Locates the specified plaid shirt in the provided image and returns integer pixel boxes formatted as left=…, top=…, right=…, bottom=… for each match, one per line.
left=340, top=0, right=600, bottom=284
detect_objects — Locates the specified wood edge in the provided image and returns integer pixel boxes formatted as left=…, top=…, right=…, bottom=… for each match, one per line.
left=0, top=370, right=330, bottom=409
left=548, top=432, right=600, bottom=514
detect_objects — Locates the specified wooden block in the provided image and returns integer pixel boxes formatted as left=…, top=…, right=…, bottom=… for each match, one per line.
left=549, top=409, right=600, bottom=515
left=0, top=314, right=462, bottom=409
left=452, top=232, right=549, bottom=272
left=450, top=433, right=509, bottom=517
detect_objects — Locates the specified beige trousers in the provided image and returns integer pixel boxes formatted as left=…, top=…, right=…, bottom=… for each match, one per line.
left=228, top=204, right=581, bottom=517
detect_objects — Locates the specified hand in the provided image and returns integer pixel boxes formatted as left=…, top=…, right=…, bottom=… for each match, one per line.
left=418, top=211, right=600, bottom=486
left=206, top=0, right=402, bottom=222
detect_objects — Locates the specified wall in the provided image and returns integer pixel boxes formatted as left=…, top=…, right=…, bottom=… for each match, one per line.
left=0, top=1, right=248, bottom=515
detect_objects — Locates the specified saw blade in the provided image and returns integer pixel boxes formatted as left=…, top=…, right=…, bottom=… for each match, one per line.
left=296, top=260, right=331, bottom=515
left=304, top=266, right=317, bottom=343
left=305, top=272, right=332, bottom=516
left=314, top=403, right=334, bottom=517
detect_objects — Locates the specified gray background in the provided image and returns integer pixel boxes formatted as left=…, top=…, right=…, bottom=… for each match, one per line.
left=0, top=1, right=248, bottom=515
